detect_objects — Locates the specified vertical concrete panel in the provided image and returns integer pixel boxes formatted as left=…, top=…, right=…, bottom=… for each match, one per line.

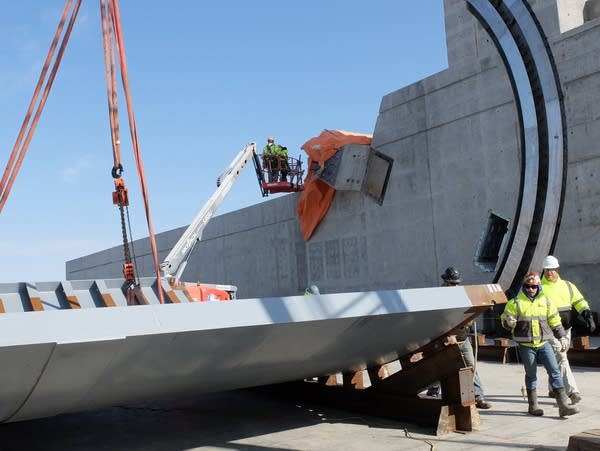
left=342, top=236, right=362, bottom=280
left=557, top=0, right=587, bottom=31
left=325, top=240, right=341, bottom=280
left=308, top=242, right=324, bottom=284
left=549, top=18, right=600, bottom=310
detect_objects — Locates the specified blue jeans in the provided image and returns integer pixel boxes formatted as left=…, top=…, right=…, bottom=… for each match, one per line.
left=518, top=342, right=563, bottom=391
left=459, top=338, right=485, bottom=398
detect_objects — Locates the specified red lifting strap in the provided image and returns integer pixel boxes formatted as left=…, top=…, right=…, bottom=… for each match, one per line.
left=0, top=0, right=82, bottom=215
left=103, top=0, right=164, bottom=303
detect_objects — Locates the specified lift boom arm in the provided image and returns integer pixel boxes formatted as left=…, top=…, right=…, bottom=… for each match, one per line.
left=160, top=142, right=257, bottom=280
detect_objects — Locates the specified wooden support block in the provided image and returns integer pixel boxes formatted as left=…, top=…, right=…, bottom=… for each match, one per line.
left=376, top=345, right=465, bottom=396
left=437, top=404, right=481, bottom=435
left=476, top=345, right=507, bottom=362
left=126, top=286, right=149, bottom=306
left=317, top=375, right=338, bottom=386
left=475, top=334, right=486, bottom=346
left=367, top=364, right=389, bottom=385
left=101, top=293, right=117, bottom=307
left=567, top=429, right=600, bottom=450
left=440, top=367, right=475, bottom=407
left=572, top=336, right=590, bottom=350
left=398, top=352, right=423, bottom=370
left=343, top=371, right=366, bottom=389
left=66, top=295, right=81, bottom=309
left=565, top=349, right=600, bottom=367
left=436, top=367, right=479, bottom=435
left=164, top=290, right=181, bottom=303
left=29, top=296, right=44, bottom=311
left=494, top=338, right=510, bottom=347
left=290, top=344, right=482, bottom=436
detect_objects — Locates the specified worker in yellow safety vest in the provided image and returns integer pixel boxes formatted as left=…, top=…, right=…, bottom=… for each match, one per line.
left=540, top=255, right=596, bottom=404
left=304, top=285, right=320, bottom=295
left=501, top=271, right=579, bottom=417
left=262, top=136, right=289, bottom=182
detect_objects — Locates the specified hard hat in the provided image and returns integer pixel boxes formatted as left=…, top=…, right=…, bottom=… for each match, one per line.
left=305, top=285, right=320, bottom=295
left=542, top=255, right=559, bottom=269
left=267, top=136, right=274, bottom=142
left=523, top=271, right=541, bottom=285
left=441, top=267, right=462, bottom=283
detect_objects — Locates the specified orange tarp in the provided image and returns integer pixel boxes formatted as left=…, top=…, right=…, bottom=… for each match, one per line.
left=296, top=129, right=372, bottom=240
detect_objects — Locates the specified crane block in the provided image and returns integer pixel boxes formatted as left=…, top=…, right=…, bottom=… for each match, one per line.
left=112, top=178, right=129, bottom=206
left=122, top=262, right=135, bottom=281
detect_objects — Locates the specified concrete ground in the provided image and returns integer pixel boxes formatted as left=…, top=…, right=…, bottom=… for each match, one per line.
left=0, top=360, right=598, bottom=451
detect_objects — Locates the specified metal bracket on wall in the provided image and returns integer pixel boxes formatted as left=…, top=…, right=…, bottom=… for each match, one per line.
left=315, top=144, right=394, bottom=205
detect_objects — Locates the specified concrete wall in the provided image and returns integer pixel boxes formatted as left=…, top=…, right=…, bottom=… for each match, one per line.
left=67, top=0, right=600, bottom=312
left=550, top=16, right=600, bottom=307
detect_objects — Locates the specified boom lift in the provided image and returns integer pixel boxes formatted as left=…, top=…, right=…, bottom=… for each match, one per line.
left=160, top=142, right=259, bottom=301
left=159, top=140, right=306, bottom=301
left=253, top=151, right=305, bottom=196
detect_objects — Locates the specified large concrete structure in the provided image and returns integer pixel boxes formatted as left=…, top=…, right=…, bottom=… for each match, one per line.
left=67, top=0, right=600, bottom=314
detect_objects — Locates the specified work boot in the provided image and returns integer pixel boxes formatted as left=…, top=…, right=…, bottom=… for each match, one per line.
left=475, top=396, right=492, bottom=409
left=556, top=388, right=579, bottom=417
left=426, top=385, right=440, bottom=398
left=569, top=392, right=582, bottom=405
left=526, top=389, right=544, bottom=416
left=548, top=389, right=556, bottom=399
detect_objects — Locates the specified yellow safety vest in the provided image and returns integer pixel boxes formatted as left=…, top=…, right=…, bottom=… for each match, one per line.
left=541, top=275, right=589, bottom=312
left=501, top=289, right=562, bottom=348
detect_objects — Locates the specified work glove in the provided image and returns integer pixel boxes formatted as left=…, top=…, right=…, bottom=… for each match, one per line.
left=559, top=336, right=569, bottom=352
left=503, top=314, right=517, bottom=330
left=582, top=309, right=596, bottom=334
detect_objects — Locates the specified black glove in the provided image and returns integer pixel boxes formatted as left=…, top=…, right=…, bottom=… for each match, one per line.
left=582, top=309, right=596, bottom=334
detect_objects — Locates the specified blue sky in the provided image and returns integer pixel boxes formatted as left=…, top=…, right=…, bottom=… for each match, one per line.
left=0, top=1, right=447, bottom=283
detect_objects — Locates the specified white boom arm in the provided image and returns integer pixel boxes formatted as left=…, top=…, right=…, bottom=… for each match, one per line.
left=160, top=142, right=257, bottom=280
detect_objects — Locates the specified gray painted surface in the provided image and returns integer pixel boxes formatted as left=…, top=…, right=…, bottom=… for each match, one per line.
left=67, top=0, right=600, bottom=312
left=0, top=283, right=502, bottom=422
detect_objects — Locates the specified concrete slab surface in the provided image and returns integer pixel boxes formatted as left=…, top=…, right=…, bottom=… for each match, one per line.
left=0, top=359, right=598, bottom=450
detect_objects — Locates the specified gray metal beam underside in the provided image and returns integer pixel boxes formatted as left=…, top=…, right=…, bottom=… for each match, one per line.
left=0, top=280, right=503, bottom=423
left=466, top=0, right=566, bottom=294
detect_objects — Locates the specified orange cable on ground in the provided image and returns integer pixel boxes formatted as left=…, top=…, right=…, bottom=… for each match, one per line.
left=0, top=0, right=81, bottom=215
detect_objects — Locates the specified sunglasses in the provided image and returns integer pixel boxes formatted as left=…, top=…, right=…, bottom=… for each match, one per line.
left=524, top=284, right=538, bottom=290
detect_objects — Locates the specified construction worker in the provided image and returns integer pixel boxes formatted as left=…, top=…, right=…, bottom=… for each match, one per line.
left=262, top=136, right=289, bottom=182
left=501, top=271, right=579, bottom=417
left=304, top=285, right=320, bottom=295
left=541, top=255, right=596, bottom=404
left=427, top=267, right=492, bottom=409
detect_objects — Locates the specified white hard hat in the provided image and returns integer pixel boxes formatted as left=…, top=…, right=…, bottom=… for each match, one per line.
left=542, top=255, right=560, bottom=269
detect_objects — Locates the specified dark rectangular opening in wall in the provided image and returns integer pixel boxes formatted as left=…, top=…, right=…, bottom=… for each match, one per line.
left=474, top=212, right=509, bottom=272
left=363, top=150, right=393, bottom=205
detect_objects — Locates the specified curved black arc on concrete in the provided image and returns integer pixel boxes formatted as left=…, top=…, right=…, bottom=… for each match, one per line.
left=466, top=0, right=567, bottom=296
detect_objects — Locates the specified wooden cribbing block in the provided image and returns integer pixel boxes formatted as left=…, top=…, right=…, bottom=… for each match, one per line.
left=567, top=429, right=600, bottom=450
left=572, top=336, right=590, bottom=350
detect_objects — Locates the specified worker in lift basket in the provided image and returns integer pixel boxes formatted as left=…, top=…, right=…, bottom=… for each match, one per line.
left=501, top=271, right=579, bottom=417
left=262, top=136, right=289, bottom=182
